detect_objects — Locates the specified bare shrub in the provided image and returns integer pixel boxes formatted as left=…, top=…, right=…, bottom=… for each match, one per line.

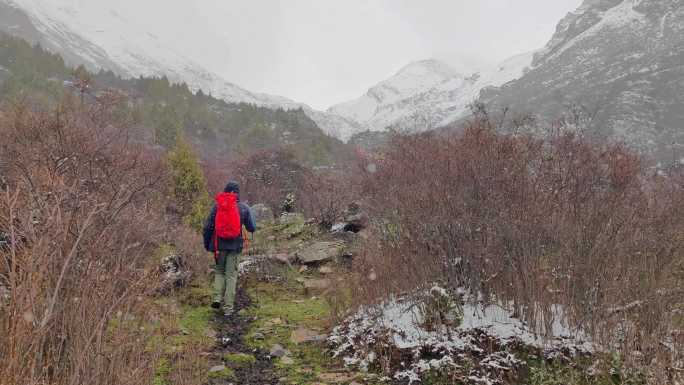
left=298, top=170, right=359, bottom=229
left=227, top=148, right=311, bottom=213
left=0, top=95, right=168, bottom=385
left=350, top=117, right=684, bottom=381
left=206, top=147, right=359, bottom=227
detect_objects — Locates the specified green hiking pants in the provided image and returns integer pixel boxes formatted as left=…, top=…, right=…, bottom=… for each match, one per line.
left=212, top=251, right=239, bottom=311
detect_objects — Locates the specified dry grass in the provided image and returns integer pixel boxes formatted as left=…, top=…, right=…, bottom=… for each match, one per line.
left=0, top=95, right=169, bottom=385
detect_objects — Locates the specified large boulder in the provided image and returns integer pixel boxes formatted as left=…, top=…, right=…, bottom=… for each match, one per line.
left=296, top=241, right=343, bottom=264
left=251, top=203, right=274, bottom=223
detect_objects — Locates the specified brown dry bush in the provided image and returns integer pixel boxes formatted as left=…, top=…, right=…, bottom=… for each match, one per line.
left=298, top=170, right=359, bottom=229
left=351, top=118, right=684, bottom=381
left=206, top=147, right=359, bottom=227
left=0, top=95, right=169, bottom=385
left=227, top=147, right=311, bottom=212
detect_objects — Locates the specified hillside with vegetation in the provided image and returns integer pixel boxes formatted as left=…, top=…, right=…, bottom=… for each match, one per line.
left=0, top=32, right=351, bottom=167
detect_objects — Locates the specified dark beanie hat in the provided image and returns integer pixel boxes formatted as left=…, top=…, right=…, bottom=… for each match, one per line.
left=224, top=181, right=240, bottom=193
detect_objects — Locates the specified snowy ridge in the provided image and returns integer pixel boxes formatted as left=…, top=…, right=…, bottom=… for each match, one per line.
left=329, top=53, right=535, bottom=138
left=2, top=0, right=358, bottom=139
left=535, top=0, right=646, bottom=65
left=481, top=0, right=684, bottom=161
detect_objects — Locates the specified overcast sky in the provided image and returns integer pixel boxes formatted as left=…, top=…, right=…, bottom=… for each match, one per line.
left=110, top=0, right=583, bottom=109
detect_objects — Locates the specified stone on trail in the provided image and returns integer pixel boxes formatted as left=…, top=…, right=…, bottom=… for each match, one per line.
left=269, top=344, right=289, bottom=357
left=280, top=356, right=295, bottom=365
left=251, top=332, right=265, bottom=340
left=303, top=278, right=332, bottom=292
left=319, top=372, right=356, bottom=383
left=269, top=253, right=294, bottom=265
left=209, top=365, right=227, bottom=373
left=296, top=241, right=343, bottom=264
left=251, top=203, right=274, bottom=223
left=291, top=327, right=327, bottom=344
left=319, top=265, right=334, bottom=274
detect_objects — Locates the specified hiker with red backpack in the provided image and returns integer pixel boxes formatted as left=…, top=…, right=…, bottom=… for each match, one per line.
left=202, top=181, right=257, bottom=316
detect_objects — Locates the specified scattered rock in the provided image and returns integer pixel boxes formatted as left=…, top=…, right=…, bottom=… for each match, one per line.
left=252, top=332, right=265, bottom=340
left=303, top=278, right=332, bottom=292
left=319, top=372, right=355, bottom=383
left=251, top=203, right=274, bottom=223
left=269, top=344, right=289, bottom=357
left=299, top=265, right=309, bottom=273
left=319, top=265, right=334, bottom=275
left=208, top=365, right=235, bottom=380
left=269, top=253, right=294, bottom=265
left=209, top=365, right=227, bottom=373
left=280, top=356, right=295, bottom=365
left=291, top=327, right=327, bottom=344
left=297, top=241, right=343, bottom=264
left=205, top=328, right=217, bottom=339
left=331, top=223, right=346, bottom=233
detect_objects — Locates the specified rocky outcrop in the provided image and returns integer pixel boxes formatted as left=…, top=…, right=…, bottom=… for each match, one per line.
left=296, top=241, right=344, bottom=264
left=480, top=0, right=684, bottom=162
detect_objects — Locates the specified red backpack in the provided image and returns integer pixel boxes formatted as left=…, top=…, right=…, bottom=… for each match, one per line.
left=214, top=192, right=241, bottom=252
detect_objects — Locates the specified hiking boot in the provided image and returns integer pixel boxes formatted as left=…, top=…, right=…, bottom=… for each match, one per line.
left=211, top=301, right=221, bottom=310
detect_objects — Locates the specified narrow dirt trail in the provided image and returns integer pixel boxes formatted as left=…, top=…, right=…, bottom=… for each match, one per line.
left=209, top=287, right=280, bottom=385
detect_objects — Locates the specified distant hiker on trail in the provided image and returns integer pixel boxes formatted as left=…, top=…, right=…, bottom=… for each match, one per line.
left=203, top=181, right=256, bottom=316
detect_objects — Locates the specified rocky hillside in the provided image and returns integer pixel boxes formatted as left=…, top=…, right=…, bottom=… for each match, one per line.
left=0, top=0, right=361, bottom=139
left=480, top=0, right=684, bottom=162
left=329, top=54, right=535, bottom=138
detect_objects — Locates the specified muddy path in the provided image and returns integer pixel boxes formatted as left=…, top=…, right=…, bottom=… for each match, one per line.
left=209, top=287, right=280, bottom=385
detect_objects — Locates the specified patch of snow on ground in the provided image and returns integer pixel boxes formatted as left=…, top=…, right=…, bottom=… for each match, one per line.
left=330, top=288, right=594, bottom=384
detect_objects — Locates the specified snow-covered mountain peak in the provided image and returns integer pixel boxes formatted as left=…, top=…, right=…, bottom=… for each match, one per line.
left=0, top=0, right=362, bottom=139
left=328, top=52, right=534, bottom=137
left=534, top=0, right=647, bottom=66
left=394, top=59, right=463, bottom=80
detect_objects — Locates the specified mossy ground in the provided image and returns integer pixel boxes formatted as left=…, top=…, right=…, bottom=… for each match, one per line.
left=224, top=352, right=257, bottom=368
left=244, top=278, right=334, bottom=384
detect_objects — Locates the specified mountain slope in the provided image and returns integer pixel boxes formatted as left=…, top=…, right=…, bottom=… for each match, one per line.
left=329, top=53, right=534, bottom=137
left=0, top=0, right=359, bottom=139
left=479, top=0, right=684, bottom=161
left=0, top=30, right=352, bottom=167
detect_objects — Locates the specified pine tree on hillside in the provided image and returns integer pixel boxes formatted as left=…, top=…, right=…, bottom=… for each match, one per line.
left=166, top=136, right=211, bottom=231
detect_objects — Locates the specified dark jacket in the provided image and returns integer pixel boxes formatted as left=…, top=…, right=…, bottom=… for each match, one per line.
left=203, top=200, right=257, bottom=252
